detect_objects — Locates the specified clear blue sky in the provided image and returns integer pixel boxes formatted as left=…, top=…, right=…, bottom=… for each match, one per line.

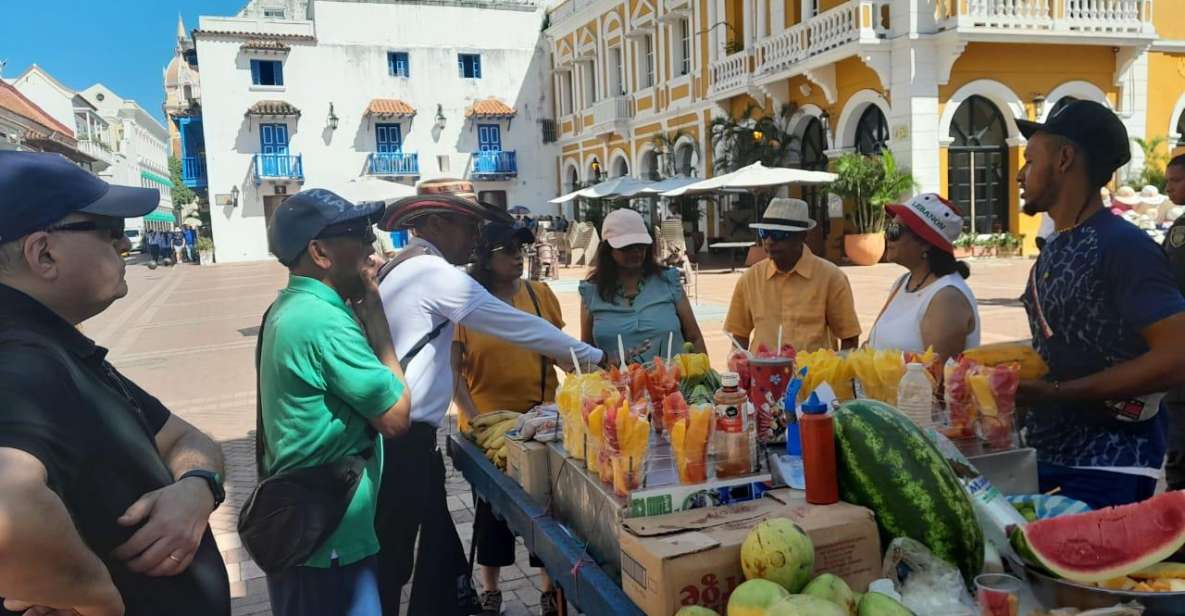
left=0, top=0, right=246, bottom=125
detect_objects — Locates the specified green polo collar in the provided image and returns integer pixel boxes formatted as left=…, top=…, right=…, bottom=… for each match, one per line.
left=285, top=275, right=350, bottom=312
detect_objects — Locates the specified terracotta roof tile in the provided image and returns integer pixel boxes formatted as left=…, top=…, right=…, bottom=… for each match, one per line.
left=240, top=39, right=291, bottom=52
left=245, top=100, right=301, bottom=117
left=366, top=99, right=416, bottom=117
left=0, top=81, right=75, bottom=140
left=465, top=98, right=516, bottom=118
left=193, top=29, right=315, bottom=42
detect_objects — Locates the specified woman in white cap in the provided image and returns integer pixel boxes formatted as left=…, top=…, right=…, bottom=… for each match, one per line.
left=580, top=208, right=707, bottom=363
left=868, top=193, right=980, bottom=365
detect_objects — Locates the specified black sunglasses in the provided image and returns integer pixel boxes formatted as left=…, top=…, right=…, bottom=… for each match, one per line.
left=756, top=229, right=797, bottom=242
left=885, top=221, right=909, bottom=242
left=44, top=219, right=126, bottom=241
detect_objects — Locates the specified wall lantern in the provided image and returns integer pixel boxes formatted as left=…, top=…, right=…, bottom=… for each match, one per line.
left=327, top=102, right=340, bottom=131
left=435, top=104, right=447, bottom=130
left=230, top=185, right=240, bottom=207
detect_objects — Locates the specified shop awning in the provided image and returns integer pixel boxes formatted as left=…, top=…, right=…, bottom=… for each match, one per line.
left=245, top=100, right=301, bottom=118
left=365, top=98, right=416, bottom=119
left=141, top=170, right=175, bottom=188
left=661, top=161, right=836, bottom=197
left=144, top=211, right=175, bottom=223
left=465, top=98, right=516, bottom=119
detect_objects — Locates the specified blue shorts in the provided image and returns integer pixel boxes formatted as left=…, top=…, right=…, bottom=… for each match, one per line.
left=1037, top=462, right=1157, bottom=510
left=267, top=555, right=382, bottom=616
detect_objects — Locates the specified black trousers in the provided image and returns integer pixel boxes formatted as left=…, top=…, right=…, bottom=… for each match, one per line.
left=376, top=422, right=472, bottom=616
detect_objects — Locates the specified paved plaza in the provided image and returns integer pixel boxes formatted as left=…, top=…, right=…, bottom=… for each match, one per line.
left=85, top=255, right=1035, bottom=616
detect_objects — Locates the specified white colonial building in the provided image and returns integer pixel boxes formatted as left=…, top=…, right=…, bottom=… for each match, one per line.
left=192, top=0, right=558, bottom=263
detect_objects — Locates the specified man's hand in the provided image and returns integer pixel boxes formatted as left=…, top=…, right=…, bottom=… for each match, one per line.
left=1017, top=379, right=1058, bottom=405
left=111, top=478, right=214, bottom=576
left=4, top=591, right=124, bottom=616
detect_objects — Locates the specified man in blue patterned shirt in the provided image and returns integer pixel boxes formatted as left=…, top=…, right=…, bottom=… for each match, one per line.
left=1015, top=101, right=1185, bottom=509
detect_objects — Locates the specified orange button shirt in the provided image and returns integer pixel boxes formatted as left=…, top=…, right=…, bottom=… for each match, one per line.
left=723, top=247, right=861, bottom=353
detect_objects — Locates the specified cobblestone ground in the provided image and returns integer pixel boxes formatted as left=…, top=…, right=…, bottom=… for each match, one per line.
left=86, top=254, right=1033, bottom=615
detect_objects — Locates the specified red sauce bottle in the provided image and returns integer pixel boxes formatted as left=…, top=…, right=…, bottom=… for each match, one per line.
left=800, top=392, right=838, bottom=505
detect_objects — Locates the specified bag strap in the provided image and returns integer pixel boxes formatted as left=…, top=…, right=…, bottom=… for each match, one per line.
left=399, top=319, right=449, bottom=372
left=254, top=305, right=275, bottom=478
left=374, top=244, right=447, bottom=371
left=522, top=281, right=548, bottom=405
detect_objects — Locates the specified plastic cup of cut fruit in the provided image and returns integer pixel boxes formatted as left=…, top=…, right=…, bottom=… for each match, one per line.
left=976, top=573, right=1021, bottom=616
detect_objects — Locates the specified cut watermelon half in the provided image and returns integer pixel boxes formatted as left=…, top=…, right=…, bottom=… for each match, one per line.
left=1020, top=491, right=1185, bottom=583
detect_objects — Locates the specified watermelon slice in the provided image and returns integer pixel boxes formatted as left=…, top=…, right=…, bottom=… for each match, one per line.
left=1018, top=491, right=1185, bottom=583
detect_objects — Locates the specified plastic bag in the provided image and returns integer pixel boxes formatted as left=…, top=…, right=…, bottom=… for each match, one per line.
left=971, top=362, right=1021, bottom=449
left=944, top=357, right=977, bottom=440
left=882, top=537, right=977, bottom=616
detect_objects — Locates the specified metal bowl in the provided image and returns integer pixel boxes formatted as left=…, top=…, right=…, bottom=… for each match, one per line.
left=1024, top=566, right=1185, bottom=615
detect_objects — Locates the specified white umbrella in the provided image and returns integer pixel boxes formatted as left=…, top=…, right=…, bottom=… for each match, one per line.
left=577, top=176, right=655, bottom=199
left=660, top=161, right=837, bottom=197
left=324, top=176, right=416, bottom=205
left=636, top=176, right=701, bottom=196
left=549, top=189, right=584, bottom=204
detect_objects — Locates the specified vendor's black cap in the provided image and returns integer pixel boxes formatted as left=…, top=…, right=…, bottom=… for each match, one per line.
left=1016, top=100, right=1131, bottom=185
left=477, top=223, right=534, bottom=254
left=267, top=188, right=384, bottom=266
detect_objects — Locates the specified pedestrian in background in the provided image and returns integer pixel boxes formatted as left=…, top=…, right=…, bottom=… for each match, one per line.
left=254, top=188, right=412, bottom=616
left=147, top=228, right=160, bottom=264
left=0, top=151, right=230, bottom=615
left=183, top=225, right=197, bottom=263
left=171, top=228, right=185, bottom=264
left=1159, top=153, right=1185, bottom=491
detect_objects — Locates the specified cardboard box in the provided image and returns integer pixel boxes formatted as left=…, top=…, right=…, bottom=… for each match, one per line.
left=506, top=439, right=551, bottom=504
left=618, top=489, right=881, bottom=616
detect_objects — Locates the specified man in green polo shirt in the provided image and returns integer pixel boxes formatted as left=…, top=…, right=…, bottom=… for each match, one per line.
left=258, top=189, right=412, bottom=616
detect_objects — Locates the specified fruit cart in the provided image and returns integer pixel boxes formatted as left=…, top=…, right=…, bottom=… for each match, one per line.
left=447, top=433, right=646, bottom=616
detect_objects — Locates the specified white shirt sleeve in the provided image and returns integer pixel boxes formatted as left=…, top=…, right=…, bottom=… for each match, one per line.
left=457, top=284, right=605, bottom=366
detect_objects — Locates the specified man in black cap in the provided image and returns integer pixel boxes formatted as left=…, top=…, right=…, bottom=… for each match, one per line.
left=0, top=151, right=230, bottom=615
left=1158, top=154, right=1185, bottom=490
left=1014, top=102, right=1185, bottom=508
left=256, top=188, right=411, bottom=615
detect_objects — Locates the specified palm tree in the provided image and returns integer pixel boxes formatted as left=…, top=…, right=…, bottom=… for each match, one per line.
left=1130, top=135, right=1168, bottom=188
left=710, top=103, right=800, bottom=174
left=650, top=129, right=695, bottom=179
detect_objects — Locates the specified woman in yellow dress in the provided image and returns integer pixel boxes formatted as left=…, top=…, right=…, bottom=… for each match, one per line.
left=452, top=223, right=561, bottom=616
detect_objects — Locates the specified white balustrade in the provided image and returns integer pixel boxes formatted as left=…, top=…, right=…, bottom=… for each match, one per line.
left=1063, top=0, right=1147, bottom=33
left=755, top=0, right=887, bottom=76
left=593, top=96, right=633, bottom=126
left=709, top=51, right=751, bottom=95
left=949, top=0, right=1150, bottom=33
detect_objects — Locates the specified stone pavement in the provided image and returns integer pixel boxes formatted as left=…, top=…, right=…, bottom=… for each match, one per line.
left=86, top=255, right=1034, bottom=616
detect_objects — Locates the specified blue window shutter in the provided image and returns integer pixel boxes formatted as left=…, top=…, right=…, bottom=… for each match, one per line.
left=474, top=55, right=481, bottom=79
left=388, top=52, right=396, bottom=75
left=401, top=53, right=409, bottom=77
left=250, top=60, right=261, bottom=84
left=458, top=55, right=464, bottom=78
left=274, top=62, right=284, bottom=86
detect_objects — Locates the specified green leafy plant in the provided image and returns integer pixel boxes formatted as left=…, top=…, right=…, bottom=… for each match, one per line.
left=953, top=233, right=975, bottom=250
left=168, top=156, right=197, bottom=206
left=830, top=149, right=917, bottom=234
left=1128, top=136, right=1169, bottom=189
left=724, top=40, right=744, bottom=55
left=709, top=103, right=800, bottom=174
left=197, top=236, right=214, bottom=252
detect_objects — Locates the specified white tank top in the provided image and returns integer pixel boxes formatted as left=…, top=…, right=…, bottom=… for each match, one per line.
left=868, top=273, right=981, bottom=353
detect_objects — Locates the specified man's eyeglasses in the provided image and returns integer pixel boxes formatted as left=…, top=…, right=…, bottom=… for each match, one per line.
left=44, top=219, right=126, bottom=241
left=756, top=229, right=797, bottom=242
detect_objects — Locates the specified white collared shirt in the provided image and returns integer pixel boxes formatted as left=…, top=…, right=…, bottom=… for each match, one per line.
left=378, top=237, right=603, bottom=427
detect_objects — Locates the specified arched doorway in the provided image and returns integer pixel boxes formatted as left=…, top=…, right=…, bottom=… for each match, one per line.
left=566, top=166, right=579, bottom=193
left=640, top=149, right=660, bottom=180
left=854, top=106, right=889, bottom=155
left=675, top=142, right=697, bottom=176
left=948, top=95, right=1010, bottom=234
left=1177, top=109, right=1185, bottom=147
left=800, top=117, right=829, bottom=255
left=612, top=156, right=630, bottom=178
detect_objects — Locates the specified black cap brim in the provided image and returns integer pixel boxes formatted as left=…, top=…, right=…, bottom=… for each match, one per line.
left=80, top=185, right=160, bottom=218
left=1016, top=118, right=1044, bottom=140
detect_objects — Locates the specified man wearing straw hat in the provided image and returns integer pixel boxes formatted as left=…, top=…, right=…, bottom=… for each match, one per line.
left=373, top=178, right=605, bottom=616
left=724, top=197, right=861, bottom=354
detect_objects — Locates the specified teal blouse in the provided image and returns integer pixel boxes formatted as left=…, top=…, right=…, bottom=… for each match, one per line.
left=579, top=268, right=686, bottom=364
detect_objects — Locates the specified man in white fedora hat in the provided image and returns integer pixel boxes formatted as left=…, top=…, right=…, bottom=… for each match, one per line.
left=724, top=197, right=861, bottom=354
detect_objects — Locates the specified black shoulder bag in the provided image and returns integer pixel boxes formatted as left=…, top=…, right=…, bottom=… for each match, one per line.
left=238, top=306, right=374, bottom=574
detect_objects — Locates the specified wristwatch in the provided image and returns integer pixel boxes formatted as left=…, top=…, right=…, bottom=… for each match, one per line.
left=179, top=469, right=225, bottom=509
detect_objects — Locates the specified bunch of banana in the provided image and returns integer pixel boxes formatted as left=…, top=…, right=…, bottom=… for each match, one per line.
left=469, top=411, right=519, bottom=470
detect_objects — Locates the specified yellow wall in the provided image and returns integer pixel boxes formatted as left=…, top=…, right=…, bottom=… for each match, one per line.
left=940, top=43, right=1118, bottom=111
left=1154, top=0, right=1185, bottom=40
left=1147, top=52, right=1185, bottom=158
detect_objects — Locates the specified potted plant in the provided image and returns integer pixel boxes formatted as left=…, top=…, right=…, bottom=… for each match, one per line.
left=831, top=150, right=916, bottom=266
left=197, top=236, right=215, bottom=265
left=972, top=234, right=995, bottom=258
left=953, top=233, right=975, bottom=258
left=996, top=232, right=1023, bottom=257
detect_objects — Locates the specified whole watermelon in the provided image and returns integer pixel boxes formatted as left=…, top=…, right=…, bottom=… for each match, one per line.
left=834, top=399, right=983, bottom=583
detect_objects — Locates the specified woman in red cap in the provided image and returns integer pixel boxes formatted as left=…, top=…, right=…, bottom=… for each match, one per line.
left=867, top=193, right=980, bottom=365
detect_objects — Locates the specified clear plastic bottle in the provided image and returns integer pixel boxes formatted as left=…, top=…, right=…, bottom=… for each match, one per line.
left=897, top=362, right=935, bottom=429
left=714, top=372, right=752, bottom=478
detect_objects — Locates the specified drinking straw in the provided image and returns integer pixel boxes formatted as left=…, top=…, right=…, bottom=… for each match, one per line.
left=570, top=347, right=583, bottom=377
left=667, top=331, right=675, bottom=363
left=617, top=335, right=627, bottom=367
left=776, top=324, right=783, bottom=353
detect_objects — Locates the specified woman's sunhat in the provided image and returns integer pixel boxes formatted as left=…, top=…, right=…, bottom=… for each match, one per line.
left=885, top=193, right=963, bottom=254
left=1113, top=185, right=1142, bottom=207
left=750, top=198, right=816, bottom=232
left=378, top=177, right=514, bottom=231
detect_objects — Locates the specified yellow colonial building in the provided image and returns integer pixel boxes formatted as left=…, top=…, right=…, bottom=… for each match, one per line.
left=545, top=0, right=1185, bottom=255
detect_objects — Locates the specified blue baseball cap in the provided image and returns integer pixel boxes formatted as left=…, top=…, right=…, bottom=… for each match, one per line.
left=267, top=188, right=385, bottom=266
left=0, top=151, right=160, bottom=243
